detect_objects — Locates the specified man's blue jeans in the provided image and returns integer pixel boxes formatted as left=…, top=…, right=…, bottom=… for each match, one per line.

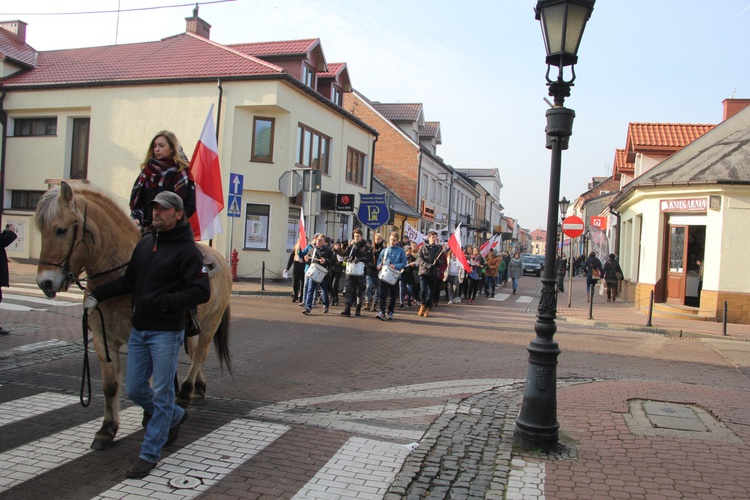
left=304, top=276, right=329, bottom=310
left=126, top=328, right=186, bottom=463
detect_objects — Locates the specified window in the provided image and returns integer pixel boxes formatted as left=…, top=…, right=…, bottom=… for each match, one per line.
left=296, top=124, right=331, bottom=174
left=244, top=204, right=270, bottom=250
left=346, top=147, right=365, bottom=186
left=331, top=85, right=343, bottom=106
left=70, top=118, right=90, bottom=179
left=287, top=207, right=301, bottom=251
left=11, top=190, right=45, bottom=210
left=14, top=117, right=57, bottom=136
left=251, top=117, right=275, bottom=162
left=430, top=179, right=436, bottom=201
left=302, top=63, right=315, bottom=89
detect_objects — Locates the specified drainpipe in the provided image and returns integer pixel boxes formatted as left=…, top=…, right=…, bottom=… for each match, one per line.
left=447, top=170, right=454, bottom=231
left=215, top=79, right=223, bottom=142
left=415, top=150, right=423, bottom=232
left=366, top=135, right=378, bottom=240
left=0, top=90, right=7, bottom=218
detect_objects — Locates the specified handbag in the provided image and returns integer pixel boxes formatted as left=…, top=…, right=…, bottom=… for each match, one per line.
left=616, top=271, right=623, bottom=280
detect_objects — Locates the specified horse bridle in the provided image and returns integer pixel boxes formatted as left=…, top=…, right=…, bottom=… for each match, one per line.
left=38, top=205, right=92, bottom=287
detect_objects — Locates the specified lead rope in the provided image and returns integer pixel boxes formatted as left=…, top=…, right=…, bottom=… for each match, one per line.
left=80, top=309, right=92, bottom=407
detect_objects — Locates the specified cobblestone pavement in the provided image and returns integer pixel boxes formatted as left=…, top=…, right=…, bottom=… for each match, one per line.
left=3, top=260, right=750, bottom=498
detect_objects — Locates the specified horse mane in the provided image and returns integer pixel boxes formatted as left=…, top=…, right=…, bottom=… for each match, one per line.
left=35, top=184, right=137, bottom=233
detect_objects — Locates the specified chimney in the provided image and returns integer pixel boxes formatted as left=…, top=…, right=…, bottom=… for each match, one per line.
left=185, top=5, right=211, bottom=39
left=0, top=20, right=27, bottom=44
left=722, top=98, right=750, bottom=121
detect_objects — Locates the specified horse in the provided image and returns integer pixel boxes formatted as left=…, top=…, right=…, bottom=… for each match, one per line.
left=35, top=182, right=232, bottom=450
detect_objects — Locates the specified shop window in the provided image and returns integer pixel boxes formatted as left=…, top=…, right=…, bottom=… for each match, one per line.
left=244, top=204, right=270, bottom=250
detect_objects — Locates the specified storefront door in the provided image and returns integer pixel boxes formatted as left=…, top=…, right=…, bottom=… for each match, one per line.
left=665, top=224, right=706, bottom=306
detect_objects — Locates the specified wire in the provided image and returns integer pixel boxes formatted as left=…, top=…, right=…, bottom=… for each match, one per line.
left=1, top=0, right=236, bottom=16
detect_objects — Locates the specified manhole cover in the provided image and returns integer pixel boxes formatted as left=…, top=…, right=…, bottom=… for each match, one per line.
left=169, top=476, right=202, bottom=489
left=623, top=399, right=742, bottom=443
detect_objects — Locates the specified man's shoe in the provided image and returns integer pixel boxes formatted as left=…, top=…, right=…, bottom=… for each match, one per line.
left=387, top=313, right=394, bottom=321
left=417, top=305, right=425, bottom=317
left=302, top=308, right=311, bottom=315
left=423, top=307, right=429, bottom=317
left=491, top=293, right=495, bottom=298
left=141, top=411, right=151, bottom=428
left=126, top=458, right=156, bottom=479
left=376, top=312, right=386, bottom=321
left=323, top=306, right=329, bottom=313
left=164, top=412, right=188, bottom=448
left=354, top=307, right=361, bottom=317
left=340, top=308, right=351, bottom=316
left=298, top=302, right=305, bottom=307
left=0, top=326, right=10, bottom=335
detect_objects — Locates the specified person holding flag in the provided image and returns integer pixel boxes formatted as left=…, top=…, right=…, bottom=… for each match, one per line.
left=416, top=230, right=445, bottom=317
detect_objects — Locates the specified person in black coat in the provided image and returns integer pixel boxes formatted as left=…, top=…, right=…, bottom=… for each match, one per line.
left=603, top=253, right=624, bottom=302
left=301, top=234, right=334, bottom=315
left=284, top=239, right=307, bottom=303
left=341, top=229, right=372, bottom=317
left=583, top=252, right=603, bottom=300
left=1, top=223, right=18, bottom=334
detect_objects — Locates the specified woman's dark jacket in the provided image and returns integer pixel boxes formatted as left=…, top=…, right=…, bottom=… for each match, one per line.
left=92, top=222, right=210, bottom=331
left=417, top=243, right=444, bottom=277
left=1, top=229, right=18, bottom=287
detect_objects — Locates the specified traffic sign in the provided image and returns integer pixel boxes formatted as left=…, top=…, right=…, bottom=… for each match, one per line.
left=229, top=173, right=244, bottom=195
left=357, top=193, right=390, bottom=230
left=227, top=195, right=242, bottom=218
left=228, top=173, right=243, bottom=218
left=561, top=215, right=584, bottom=238
left=278, top=171, right=303, bottom=197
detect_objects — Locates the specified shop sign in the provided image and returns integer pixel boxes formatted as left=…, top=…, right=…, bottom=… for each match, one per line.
left=659, top=198, right=707, bottom=212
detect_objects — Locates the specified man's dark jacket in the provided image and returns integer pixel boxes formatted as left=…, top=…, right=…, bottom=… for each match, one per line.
left=92, top=222, right=210, bottom=331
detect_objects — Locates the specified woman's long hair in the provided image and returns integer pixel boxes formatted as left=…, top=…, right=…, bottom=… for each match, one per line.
left=141, top=130, right=189, bottom=171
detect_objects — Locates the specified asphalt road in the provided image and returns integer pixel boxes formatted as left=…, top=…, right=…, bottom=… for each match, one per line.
left=2, top=274, right=749, bottom=498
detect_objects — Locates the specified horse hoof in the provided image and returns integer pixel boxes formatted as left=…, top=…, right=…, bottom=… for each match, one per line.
left=90, top=438, right=114, bottom=450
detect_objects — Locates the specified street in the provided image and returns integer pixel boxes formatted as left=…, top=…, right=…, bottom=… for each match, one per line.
left=2, top=273, right=750, bottom=499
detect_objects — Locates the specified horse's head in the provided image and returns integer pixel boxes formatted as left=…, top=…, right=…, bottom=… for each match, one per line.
left=35, top=182, right=89, bottom=297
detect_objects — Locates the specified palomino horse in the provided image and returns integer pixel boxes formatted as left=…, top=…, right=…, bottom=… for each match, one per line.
left=35, top=182, right=232, bottom=450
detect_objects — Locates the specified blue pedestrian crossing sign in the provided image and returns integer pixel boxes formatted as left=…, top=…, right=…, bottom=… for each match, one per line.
left=228, top=173, right=243, bottom=218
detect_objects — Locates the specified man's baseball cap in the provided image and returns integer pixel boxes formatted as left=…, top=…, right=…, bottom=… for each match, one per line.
left=148, top=191, right=184, bottom=211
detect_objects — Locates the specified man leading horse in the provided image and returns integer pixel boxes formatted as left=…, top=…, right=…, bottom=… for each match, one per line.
left=84, top=191, right=209, bottom=479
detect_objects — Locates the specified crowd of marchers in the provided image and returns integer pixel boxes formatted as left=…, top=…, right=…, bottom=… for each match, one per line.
left=284, top=230, right=527, bottom=320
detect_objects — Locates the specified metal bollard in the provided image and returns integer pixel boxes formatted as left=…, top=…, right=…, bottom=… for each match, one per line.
left=588, top=286, right=594, bottom=319
left=646, top=290, right=654, bottom=327
left=723, top=300, right=728, bottom=336
left=261, top=261, right=266, bottom=291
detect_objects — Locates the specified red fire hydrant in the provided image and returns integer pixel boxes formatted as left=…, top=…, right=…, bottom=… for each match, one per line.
left=231, top=249, right=239, bottom=282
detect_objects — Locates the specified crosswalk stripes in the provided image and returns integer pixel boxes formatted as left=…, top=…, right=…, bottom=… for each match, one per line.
left=0, top=405, right=144, bottom=493
left=0, top=392, right=79, bottom=427
left=292, top=436, right=410, bottom=499
left=0, top=284, right=83, bottom=311
left=94, top=420, right=291, bottom=499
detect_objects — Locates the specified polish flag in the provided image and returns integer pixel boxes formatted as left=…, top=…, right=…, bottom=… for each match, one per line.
left=448, top=223, right=471, bottom=272
left=479, top=234, right=501, bottom=258
left=298, top=206, right=307, bottom=248
left=189, top=104, right=224, bottom=241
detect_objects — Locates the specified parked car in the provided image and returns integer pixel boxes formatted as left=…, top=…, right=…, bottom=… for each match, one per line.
left=533, top=254, right=545, bottom=272
left=521, top=256, right=542, bottom=277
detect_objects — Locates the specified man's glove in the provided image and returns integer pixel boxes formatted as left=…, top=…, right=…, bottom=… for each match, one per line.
left=83, top=294, right=98, bottom=311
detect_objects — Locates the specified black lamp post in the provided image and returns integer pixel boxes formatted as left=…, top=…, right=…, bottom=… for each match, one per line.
left=514, top=0, right=595, bottom=452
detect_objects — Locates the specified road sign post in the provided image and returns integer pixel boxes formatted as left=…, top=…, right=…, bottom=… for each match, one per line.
left=228, top=173, right=244, bottom=262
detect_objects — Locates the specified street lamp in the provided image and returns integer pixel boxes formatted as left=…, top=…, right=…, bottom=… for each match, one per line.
left=514, top=0, right=595, bottom=452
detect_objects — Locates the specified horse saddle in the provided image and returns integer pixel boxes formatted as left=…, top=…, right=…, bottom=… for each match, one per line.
left=197, top=246, right=222, bottom=278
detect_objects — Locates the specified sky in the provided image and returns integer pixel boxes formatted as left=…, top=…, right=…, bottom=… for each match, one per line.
left=4, top=0, right=750, bottom=230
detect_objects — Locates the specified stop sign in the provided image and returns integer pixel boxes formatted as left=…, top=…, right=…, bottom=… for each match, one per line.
left=561, top=215, right=584, bottom=238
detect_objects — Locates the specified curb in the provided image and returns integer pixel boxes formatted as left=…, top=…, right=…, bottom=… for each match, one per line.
left=556, top=315, right=748, bottom=342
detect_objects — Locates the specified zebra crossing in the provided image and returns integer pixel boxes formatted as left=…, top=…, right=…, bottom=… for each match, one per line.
left=0, top=283, right=83, bottom=311
left=0, top=379, right=518, bottom=498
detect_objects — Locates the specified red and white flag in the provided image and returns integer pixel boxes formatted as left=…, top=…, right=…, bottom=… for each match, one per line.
left=403, top=221, right=425, bottom=248
left=479, top=234, right=501, bottom=258
left=298, top=206, right=307, bottom=248
left=189, top=104, right=224, bottom=241
left=448, top=223, right=471, bottom=272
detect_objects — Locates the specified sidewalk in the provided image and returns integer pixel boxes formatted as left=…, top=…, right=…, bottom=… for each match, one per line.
left=554, top=275, right=750, bottom=342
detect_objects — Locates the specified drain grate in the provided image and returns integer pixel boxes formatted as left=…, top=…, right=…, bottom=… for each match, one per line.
left=623, top=399, right=742, bottom=443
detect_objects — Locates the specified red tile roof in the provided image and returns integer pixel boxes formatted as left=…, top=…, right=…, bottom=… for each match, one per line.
left=1, top=33, right=282, bottom=87
left=371, top=102, right=423, bottom=122
left=627, top=123, right=714, bottom=150
left=0, top=27, right=37, bottom=68
left=228, top=38, right=319, bottom=57
left=613, top=148, right=633, bottom=175
left=319, top=62, right=345, bottom=78
left=420, top=121, right=440, bottom=138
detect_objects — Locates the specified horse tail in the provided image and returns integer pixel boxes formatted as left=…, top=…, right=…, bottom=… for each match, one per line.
left=213, top=305, right=232, bottom=376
